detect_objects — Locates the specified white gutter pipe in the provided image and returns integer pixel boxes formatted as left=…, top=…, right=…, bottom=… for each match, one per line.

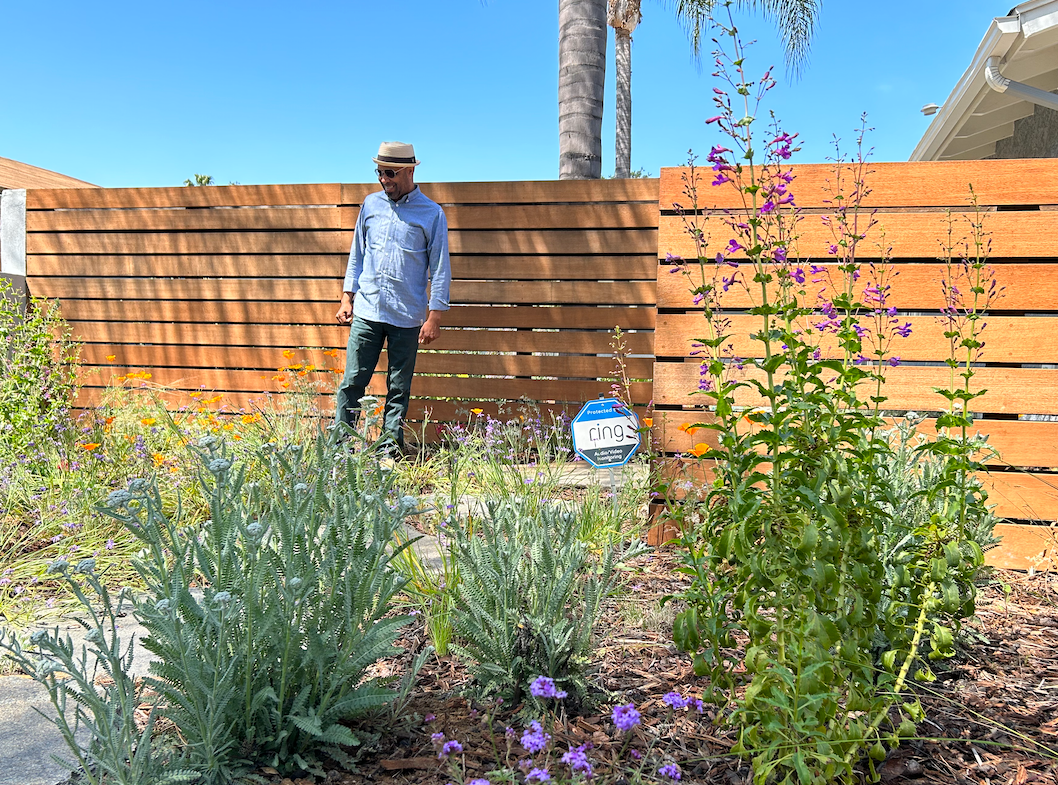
left=984, top=55, right=1058, bottom=111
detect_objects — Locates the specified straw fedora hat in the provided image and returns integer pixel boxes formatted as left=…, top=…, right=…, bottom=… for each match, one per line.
left=373, top=141, right=420, bottom=168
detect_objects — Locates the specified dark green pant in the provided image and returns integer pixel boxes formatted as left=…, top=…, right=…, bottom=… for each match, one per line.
left=335, top=316, right=419, bottom=448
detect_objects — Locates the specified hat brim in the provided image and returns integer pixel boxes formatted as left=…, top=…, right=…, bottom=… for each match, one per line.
left=372, top=157, right=419, bottom=168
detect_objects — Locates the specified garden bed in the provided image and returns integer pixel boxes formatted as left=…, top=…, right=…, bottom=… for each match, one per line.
left=246, top=553, right=1058, bottom=785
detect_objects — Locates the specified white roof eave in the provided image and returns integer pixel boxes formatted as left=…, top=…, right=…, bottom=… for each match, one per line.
left=910, top=15, right=1023, bottom=161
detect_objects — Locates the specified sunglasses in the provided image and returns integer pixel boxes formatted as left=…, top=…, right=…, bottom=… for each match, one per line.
left=376, top=168, right=403, bottom=179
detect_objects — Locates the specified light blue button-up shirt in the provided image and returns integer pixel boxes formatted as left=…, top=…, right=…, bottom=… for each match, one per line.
left=342, top=186, right=451, bottom=329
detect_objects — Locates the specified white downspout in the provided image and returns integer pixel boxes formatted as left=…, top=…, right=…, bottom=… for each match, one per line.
left=984, top=55, right=1058, bottom=111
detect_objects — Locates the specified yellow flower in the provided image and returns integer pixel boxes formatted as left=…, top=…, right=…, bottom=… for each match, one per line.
left=105, top=355, right=116, bottom=362
left=470, top=408, right=483, bottom=415
left=323, top=349, right=339, bottom=358
left=283, top=350, right=295, bottom=360
left=189, top=391, right=202, bottom=399
left=81, top=442, right=100, bottom=451
left=222, top=423, right=234, bottom=431
left=204, top=395, right=223, bottom=404
left=689, top=443, right=709, bottom=458
left=152, top=453, right=166, bottom=467
left=241, top=413, right=260, bottom=424
left=141, top=418, right=156, bottom=426
left=288, top=363, right=304, bottom=371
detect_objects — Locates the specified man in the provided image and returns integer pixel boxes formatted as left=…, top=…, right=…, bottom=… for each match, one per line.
left=334, top=141, right=451, bottom=452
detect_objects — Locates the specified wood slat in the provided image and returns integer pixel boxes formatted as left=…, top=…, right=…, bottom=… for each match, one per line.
left=27, top=183, right=342, bottom=210
left=650, top=456, right=1057, bottom=521
left=652, top=363, right=1058, bottom=414
left=28, top=231, right=346, bottom=256
left=58, top=300, right=339, bottom=325
left=659, top=160, right=1058, bottom=210
left=67, top=320, right=653, bottom=354
left=29, top=254, right=345, bottom=278
left=365, top=178, right=660, bottom=206
left=655, top=262, right=1058, bottom=311
left=659, top=212, right=1058, bottom=260
left=654, top=313, right=1058, bottom=364
left=27, top=206, right=342, bottom=232
left=453, top=229, right=657, bottom=256
left=440, top=203, right=658, bottom=230
left=450, top=255, right=659, bottom=281
left=80, top=344, right=342, bottom=371
left=76, top=369, right=651, bottom=405
left=452, top=280, right=656, bottom=305
left=986, top=523, right=1057, bottom=570
left=56, top=300, right=656, bottom=330
left=649, top=412, right=1058, bottom=469
left=29, top=278, right=338, bottom=301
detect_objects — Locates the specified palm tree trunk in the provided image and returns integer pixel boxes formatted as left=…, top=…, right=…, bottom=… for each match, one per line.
left=558, top=0, right=607, bottom=179
left=614, top=26, right=631, bottom=179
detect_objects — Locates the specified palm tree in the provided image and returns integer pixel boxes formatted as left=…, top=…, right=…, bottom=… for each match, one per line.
left=670, top=0, right=820, bottom=76
left=558, top=0, right=608, bottom=179
left=608, top=0, right=642, bottom=179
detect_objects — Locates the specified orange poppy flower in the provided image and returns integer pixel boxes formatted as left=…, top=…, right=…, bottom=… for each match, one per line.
left=689, top=443, right=709, bottom=458
left=105, top=355, right=116, bottom=362
left=678, top=422, right=701, bottom=435
left=643, top=418, right=653, bottom=428
left=283, top=350, right=295, bottom=360
left=81, top=443, right=100, bottom=451
left=470, top=408, right=483, bottom=415
left=141, top=418, right=156, bottom=426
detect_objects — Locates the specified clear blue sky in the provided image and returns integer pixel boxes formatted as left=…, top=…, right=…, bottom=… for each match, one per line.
left=3, top=1, right=1005, bottom=187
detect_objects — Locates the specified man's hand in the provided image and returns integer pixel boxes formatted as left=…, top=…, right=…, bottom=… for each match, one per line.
left=336, top=293, right=354, bottom=325
left=419, top=312, right=442, bottom=344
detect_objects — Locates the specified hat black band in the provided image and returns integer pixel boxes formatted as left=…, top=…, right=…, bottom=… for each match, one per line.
left=376, top=155, right=416, bottom=164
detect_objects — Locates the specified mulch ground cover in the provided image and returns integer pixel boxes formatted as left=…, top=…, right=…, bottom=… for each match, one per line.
left=255, top=552, right=1058, bottom=785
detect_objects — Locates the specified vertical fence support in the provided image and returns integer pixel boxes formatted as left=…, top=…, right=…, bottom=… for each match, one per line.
left=1, top=188, right=28, bottom=311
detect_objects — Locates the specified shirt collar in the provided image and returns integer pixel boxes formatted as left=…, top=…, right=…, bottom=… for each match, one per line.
left=385, top=185, right=420, bottom=206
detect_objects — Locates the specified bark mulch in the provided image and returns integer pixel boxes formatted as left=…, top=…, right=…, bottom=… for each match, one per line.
left=262, top=554, right=1058, bottom=785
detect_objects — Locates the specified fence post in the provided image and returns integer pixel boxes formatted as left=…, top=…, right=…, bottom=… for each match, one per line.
left=0, top=188, right=28, bottom=311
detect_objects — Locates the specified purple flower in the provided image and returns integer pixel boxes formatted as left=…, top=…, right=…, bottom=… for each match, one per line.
left=530, top=676, right=568, bottom=700
left=791, top=266, right=805, bottom=284
left=663, top=691, right=689, bottom=709
left=726, top=238, right=743, bottom=254
left=827, top=244, right=839, bottom=255
left=469, top=780, right=492, bottom=785
left=439, top=739, right=463, bottom=760
left=630, top=748, right=642, bottom=760
left=895, top=322, right=912, bottom=338
left=706, top=115, right=723, bottom=124
left=888, top=356, right=901, bottom=367
left=423, top=713, right=436, bottom=723
left=521, top=720, right=551, bottom=753
left=773, top=247, right=789, bottom=264
left=659, top=763, right=683, bottom=780
left=527, top=768, right=551, bottom=782
left=612, top=703, right=641, bottom=732
left=760, top=200, right=776, bottom=214
left=561, top=743, right=594, bottom=777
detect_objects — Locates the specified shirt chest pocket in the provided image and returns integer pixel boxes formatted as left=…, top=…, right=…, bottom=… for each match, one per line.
left=393, top=223, right=426, bottom=253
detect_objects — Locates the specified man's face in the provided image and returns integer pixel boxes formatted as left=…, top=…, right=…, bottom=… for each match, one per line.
left=378, top=165, right=415, bottom=200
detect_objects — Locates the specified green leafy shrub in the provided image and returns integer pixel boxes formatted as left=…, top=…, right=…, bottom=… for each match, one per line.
left=0, top=279, right=80, bottom=467
left=450, top=497, right=645, bottom=707
left=94, top=432, right=420, bottom=782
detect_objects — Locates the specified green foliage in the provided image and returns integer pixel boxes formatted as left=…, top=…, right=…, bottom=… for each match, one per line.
left=450, top=497, right=645, bottom=707
left=94, top=431, right=419, bottom=782
left=0, top=562, right=196, bottom=785
left=664, top=16, right=995, bottom=783
left=0, top=279, right=80, bottom=466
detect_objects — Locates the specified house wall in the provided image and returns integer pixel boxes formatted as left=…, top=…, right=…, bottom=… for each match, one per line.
left=990, top=98, right=1058, bottom=158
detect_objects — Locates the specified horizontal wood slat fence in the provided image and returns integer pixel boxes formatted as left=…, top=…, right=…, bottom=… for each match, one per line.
left=653, top=159, right=1058, bottom=570
left=25, top=179, right=659, bottom=432
left=23, top=160, right=1058, bottom=569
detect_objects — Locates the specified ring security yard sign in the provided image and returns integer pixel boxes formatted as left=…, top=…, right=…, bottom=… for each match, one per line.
left=570, top=397, right=641, bottom=468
